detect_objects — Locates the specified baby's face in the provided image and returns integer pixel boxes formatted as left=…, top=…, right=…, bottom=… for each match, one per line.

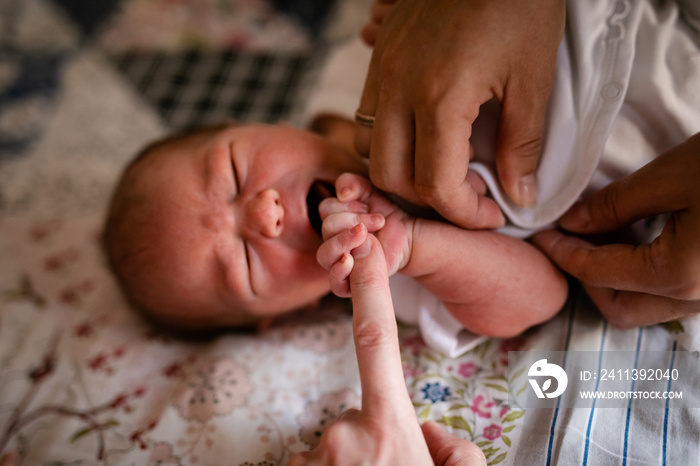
left=131, top=123, right=367, bottom=328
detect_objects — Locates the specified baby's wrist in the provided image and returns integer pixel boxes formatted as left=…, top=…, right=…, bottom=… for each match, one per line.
left=389, top=216, right=417, bottom=275
left=394, top=217, right=425, bottom=277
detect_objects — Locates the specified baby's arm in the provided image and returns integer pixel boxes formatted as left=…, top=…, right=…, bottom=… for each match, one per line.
left=403, top=219, right=568, bottom=337
left=318, top=174, right=568, bottom=338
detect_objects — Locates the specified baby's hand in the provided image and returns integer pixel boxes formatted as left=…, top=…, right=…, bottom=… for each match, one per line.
left=316, top=173, right=414, bottom=296
left=316, top=223, right=371, bottom=297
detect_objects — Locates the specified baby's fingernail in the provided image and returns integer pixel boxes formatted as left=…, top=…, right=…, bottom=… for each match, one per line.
left=339, top=187, right=353, bottom=201
left=369, top=213, right=384, bottom=226
left=339, top=253, right=349, bottom=265
left=350, top=223, right=364, bottom=235
left=518, top=174, right=538, bottom=208
left=352, top=237, right=372, bottom=259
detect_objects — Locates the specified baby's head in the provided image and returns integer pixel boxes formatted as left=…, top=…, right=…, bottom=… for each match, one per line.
left=104, top=123, right=366, bottom=334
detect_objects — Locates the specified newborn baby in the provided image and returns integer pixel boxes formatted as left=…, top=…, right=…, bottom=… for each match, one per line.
left=104, top=121, right=567, bottom=338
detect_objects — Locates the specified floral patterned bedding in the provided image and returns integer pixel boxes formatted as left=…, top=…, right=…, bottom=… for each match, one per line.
left=1, top=0, right=698, bottom=464
left=0, top=212, right=529, bottom=463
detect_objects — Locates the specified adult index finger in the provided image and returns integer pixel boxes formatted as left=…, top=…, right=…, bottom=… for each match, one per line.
left=413, top=88, right=505, bottom=229
left=349, top=235, right=414, bottom=415
left=531, top=229, right=678, bottom=296
left=559, top=137, right=697, bottom=234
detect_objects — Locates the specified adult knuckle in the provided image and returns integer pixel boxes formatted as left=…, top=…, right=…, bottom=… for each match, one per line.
left=669, top=276, right=700, bottom=301
left=566, top=247, right=597, bottom=282
left=354, top=319, right=396, bottom=350
left=351, top=259, right=388, bottom=287
left=603, top=304, right=637, bottom=330
left=509, top=135, right=544, bottom=165
left=378, top=50, right=403, bottom=87
left=414, top=183, right=449, bottom=210
left=415, top=73, right=447, bottom=107
left=653, top=248, right=700, bottom=300
left=594, top=185, right=625, bottom=227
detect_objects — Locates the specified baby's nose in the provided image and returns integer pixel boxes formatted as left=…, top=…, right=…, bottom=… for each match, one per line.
left=247, top=189, right=283, bottom=238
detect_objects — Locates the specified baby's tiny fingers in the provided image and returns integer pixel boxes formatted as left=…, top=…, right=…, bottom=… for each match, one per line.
left=336, top=173, right=374, bottom=203
left=319, top=197, right=368, bottom=220
left=322, top=212, right=385, bottom=240
left=317, top=223, right=368, bottom=270
left=329, top=253, right=353, bottom=297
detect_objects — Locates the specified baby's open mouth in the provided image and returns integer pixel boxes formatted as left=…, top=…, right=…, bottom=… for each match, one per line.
left=306, top=180, right=336, bottom=237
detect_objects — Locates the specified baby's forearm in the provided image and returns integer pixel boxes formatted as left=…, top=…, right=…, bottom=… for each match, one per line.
left=401, top=219, right=568, bottom=337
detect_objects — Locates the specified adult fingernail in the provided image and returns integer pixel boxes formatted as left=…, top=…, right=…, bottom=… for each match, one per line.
left=518, top=174, right=538, bottom=208
left=352, top=237, right=372, bottom=259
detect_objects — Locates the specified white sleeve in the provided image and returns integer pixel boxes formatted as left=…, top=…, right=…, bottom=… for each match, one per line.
left=389, top=275, right=488, bottom=357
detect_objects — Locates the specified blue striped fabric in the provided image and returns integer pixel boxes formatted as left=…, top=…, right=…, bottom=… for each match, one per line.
left=513, top=286, right=698, bottom=466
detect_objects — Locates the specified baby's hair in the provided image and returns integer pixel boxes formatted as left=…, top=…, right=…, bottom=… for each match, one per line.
left=102, top=123, right=255, bottom=337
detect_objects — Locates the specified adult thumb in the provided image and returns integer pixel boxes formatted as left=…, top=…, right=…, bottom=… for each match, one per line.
left=0, top=452, right=17, bottom=466
left=495, top=84, right=550, bottom=209
left=422, top=421, right=487, bottom=466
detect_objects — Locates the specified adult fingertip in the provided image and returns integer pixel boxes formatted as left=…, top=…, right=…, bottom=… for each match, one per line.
left=495, top=210, right=506, bottom=229
left=530, top=229, right=563, bottom=252
left=559, top=200, right=592, bottom=232
left=360, top=23, right=378, bottom=46
left=480, top=199, right=506, bottom=229
left=517, top=174, right=538, bottom=208
left=352, top=236, right=373, bottom=260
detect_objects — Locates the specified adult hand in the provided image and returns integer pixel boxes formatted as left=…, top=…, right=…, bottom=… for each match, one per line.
left=532, top=133, right=700, bottom=328
left=0, top=452, right=17, bottom=466
left=355, top=0, right=565, bottom=229
left=290, top=235, right=486, bottom=465
left=359, top=0, right=396, bottom=46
